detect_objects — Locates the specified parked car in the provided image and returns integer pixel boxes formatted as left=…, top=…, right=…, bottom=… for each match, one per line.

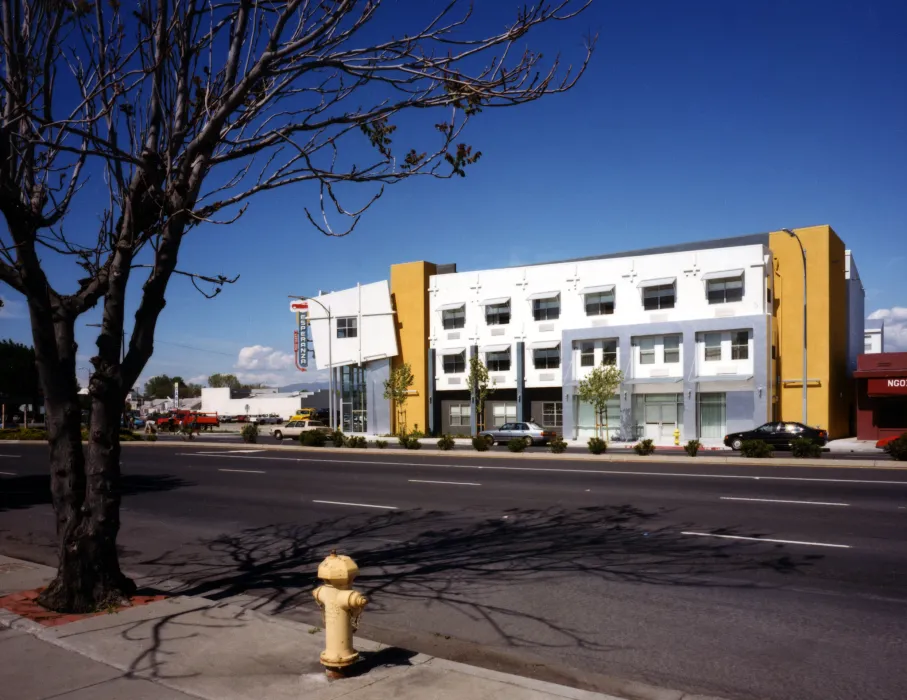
left=269, top=420, right=332, bottom=441
left=724, top=422, right=828, bottom=451
left=478, top=421, right=557, bottom=447
left=220, top=415, right=235, bottom=424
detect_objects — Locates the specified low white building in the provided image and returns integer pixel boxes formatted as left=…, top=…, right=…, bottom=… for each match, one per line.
left=864, top=320, right=885, bottom=354
left=200, top=387, right=314, bottom=419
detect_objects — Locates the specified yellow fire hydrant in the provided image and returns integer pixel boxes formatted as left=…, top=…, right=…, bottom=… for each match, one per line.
left=313, top=550, right=368, bottom=674
left=673, top=427, right=680, bottom=446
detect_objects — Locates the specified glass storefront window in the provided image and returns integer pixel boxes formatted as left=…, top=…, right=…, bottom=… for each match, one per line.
left=698, top=392, right=726, bottom=439
left=340, top=364, right=367, bottom=433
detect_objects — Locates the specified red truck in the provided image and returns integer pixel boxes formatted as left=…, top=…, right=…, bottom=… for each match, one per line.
left=155, top=410, right=220, bottom=431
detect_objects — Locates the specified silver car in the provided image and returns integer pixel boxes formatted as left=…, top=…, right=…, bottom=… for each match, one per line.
left=478, top=421, right=557, bottom=447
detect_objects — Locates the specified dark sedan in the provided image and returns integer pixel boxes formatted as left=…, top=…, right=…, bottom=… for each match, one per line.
left=724, top=422, right=828, bottom=451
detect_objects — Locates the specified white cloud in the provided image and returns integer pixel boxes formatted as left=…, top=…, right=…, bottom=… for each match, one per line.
left=0, top=295, right=26, bottom=319
left=868, top=307, right=907, bottom=351
left=186, top=374, right=208, bottom=385
left=236, top=345, right=294, bottom=371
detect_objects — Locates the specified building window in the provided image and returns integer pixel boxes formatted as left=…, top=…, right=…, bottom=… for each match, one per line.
left=492, top=403, right=517, bottom=427
left=542, top=402, right=563, bottom=428
left=533, top=346, right=560, bottom=370
left=580, top=341, right=595, bottom=367
left=707, top=277, right=744, bottom=304
left=585, top=290, right=614, bottom=316
left=663, top=335, right=680, bottom=364
left=643, top=283, right=675, bottom=310
left=443, top=351, right=466, bottom=374
left=639, top=337, right=655, bottom=365
left=533, top=296, right=560, bottom=321
left=449, top=403, right=471, bottom=427
left=486, top=302, right=510, bottom=326
left=767, top=287, right=773, bottom=304
left=486, top=349, right=511, bottom=372
left=603, top=339, right=617, bottom=366
left=731, top=331, right=749, bottom=360
left=442, top=306, right=465, bottom=330
left=704, top=333, right=722, bottom=362
left=337, top=317, right=357, bottom=338
left=698, top=393, right=727, bottom=439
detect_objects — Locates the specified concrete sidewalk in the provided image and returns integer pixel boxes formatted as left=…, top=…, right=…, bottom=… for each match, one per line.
left=1, top=555, right=719, bottom=700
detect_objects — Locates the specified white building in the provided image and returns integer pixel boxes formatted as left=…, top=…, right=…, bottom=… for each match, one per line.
left=864, top=320, right=885, bottom=354
left=428, top=235, right=772, bottom=443
left=200, top=387, right=314, bottom=419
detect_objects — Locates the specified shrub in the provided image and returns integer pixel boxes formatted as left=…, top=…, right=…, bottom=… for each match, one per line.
left=634, top=438, right=655, bottom=456
left=347, top=435, right=368, bottom=449
left=684, top=439, right=702, bottom=457
left=791, top=438, right=822, bottom=459
left=409, top=429, right=426, bottom=439
left=397, top=433, right=411, bottom=448
left=405, top=438, right=422, bottom=450
left=300, top=431, right=328, bottom=447
left=241, top=424, right=258, bottom=444
left=884, top=434, right=907, bottom=461
left=507, top=437, right=527, bottom=453
left=145, top=433, right=158, bottom=442
left=0, top=428, right=47, bottom=441
left=375, top=439, right=388, bottom=449
left=587, top=437, right=607, bottom=455
left=437, top=434, right=455, bottom=451
left=472, top=436, right=490, bottom=452
left=119, top=430, right=141, bottom=442
left=740, top=439, right=773, bottom=458
left=331, top=430, right=346, bottom=448
left=549, top=437, right=568, bottom=454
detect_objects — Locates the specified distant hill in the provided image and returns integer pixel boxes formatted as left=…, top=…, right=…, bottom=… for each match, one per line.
left=279, top=381, right=330, bottom=393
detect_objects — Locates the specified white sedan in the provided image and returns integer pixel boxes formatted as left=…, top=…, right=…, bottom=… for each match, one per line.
left=268, top=420, right=332, bottom=441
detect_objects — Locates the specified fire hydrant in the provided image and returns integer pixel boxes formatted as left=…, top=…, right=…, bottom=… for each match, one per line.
left=313, top=550, right=368, bottom=674
left=673, top=427, right=680, bottom=446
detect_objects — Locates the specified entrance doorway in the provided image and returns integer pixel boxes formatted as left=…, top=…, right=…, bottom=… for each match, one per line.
left=635, top=394, right=683, bottom=441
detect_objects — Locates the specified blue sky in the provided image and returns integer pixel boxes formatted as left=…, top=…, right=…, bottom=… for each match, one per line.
left=2, top=0, right=905, bottom=389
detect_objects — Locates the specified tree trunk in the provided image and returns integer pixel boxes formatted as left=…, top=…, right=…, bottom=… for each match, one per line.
left=38, top=389, right=135, bottom=613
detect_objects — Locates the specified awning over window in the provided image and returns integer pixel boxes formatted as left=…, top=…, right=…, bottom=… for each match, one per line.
left=531, top=340, right=561, bottom=350
left=436, top=347, right=466, bottom=356
left=481, top=344, right=511, bottom=353
left=701, top=269, right=744, bottom=282
left=437, top=302, right=465, bottom=311
left=695, top=374, right=753, bottom=383
left=581, top=284, right=615, bottom=295
left=526, top=291, right=560, bottom=301
left=623, top=377, right=682, bottom=384
left=638, top=276, right=676, bottom=288
left=482, top=297, right=510, bottom=306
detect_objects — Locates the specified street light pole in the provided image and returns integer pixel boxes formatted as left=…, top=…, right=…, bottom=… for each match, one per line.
left=782, top=228, right=808, bottom=425
left=289, top=295, right=334, bottom=431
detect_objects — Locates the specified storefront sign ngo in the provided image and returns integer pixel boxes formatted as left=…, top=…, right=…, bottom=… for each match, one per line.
left=868, top=378, right=907, bottom=395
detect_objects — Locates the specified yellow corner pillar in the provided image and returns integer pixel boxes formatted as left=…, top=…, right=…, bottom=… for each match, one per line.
left=769, top=225, right=850, bottom=437
left=389, top=261, right=436, bottom=435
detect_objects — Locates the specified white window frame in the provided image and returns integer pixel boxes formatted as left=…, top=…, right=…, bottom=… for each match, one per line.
left=533, top=346, right=561, bottom=370
left=704, top=333, right=722, bottom=362
left=580, top=341, right=595, bottom=367
left=542, top=402, right=563, bottom=428
left=585, top=290, right=615, bottom=316
left=442, top=305, right=465, bottom=330
left=663, top=335, right=680, bottom=364
left=642, top=283, right=676, bottom=311
left=485, top=302, right=511, bottom=326
left=486, top=348, right=511, bottom=372
left=706, top=276, right=744, bottom=304
left=731, top=331, right=749, bottom=360
left=449, top=403, right=471, bottom=427
left=443, top=351, right=466, bottom=374
left=602, top=339, right=618, bottom=366
left=639, top=337, right=656, bottom=365
left=337, top=316, right=357, bottom=339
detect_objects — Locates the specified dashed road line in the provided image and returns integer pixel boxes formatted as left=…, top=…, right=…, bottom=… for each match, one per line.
left=218, top=468, right=266, bottom=474
left=681, top=531, right=852, bottom=549
left=313, top=500, right=397, bottom=510
left=720, top=496, right=850, bottom=507
left=408, top=479, right=481, bottom=486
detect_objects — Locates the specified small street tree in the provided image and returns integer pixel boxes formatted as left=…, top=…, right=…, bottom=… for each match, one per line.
left=383, top=363, right=414, bottom=435
left=468, top=356, right=496, bottom=432
left=0, top=0, right=594, bottom=613
left=576, top=364, right=623, bottom=441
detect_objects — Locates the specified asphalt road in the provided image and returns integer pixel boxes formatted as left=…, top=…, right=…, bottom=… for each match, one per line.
left=1, top=444, right=906, bottom=700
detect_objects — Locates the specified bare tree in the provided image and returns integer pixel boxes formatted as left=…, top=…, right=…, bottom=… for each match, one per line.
left=0, top=0, right=595, bottom=612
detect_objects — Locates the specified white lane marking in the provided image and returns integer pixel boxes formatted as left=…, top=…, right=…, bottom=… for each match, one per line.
left=0, top=471, right=16, bottom=476
left=408, top=479, right=481, bottom=486
left=218, top=468, right=266, bottom=474
left=180, top=454, right=907, bottom=486
left=313, top=500, right=397, bottom=510
left=720, top=496, right=850, bottom=507
left=0, top=454, right=21, bottom=458
left=682, top=531, right=852, bottom=549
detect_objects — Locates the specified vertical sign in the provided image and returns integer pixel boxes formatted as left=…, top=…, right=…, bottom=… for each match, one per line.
left=296, top=311, right=308, bottom=371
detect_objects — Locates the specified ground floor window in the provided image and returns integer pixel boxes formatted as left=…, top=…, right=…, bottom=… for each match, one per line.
left=633, top=393, right=684, bottom=441
left=449, top=403, right=471, bottom=428
left=877, top=398, right=907, bottom=429
left=542, top=402, right=563, bottom=428
left=698, top=392, right=726, bottom=439
left=340, top=364, right=367, bottom=433
left=492, top=402, right=517, bottom=427
left=575, top=397, right=620, bottom=440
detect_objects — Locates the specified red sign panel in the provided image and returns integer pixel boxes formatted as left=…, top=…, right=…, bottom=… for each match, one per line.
left=868, top=378, right=907, bottom=395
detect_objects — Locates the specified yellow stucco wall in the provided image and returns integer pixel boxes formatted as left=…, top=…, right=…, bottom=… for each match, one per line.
left=389, top=261, right=436, bottom=434
left=770, top=225, right=850, bottom=437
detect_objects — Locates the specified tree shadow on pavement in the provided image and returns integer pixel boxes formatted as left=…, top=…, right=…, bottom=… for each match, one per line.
left=138, top=504, right=821, bottom=655
left=0, top=473, right=194, bottom=513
